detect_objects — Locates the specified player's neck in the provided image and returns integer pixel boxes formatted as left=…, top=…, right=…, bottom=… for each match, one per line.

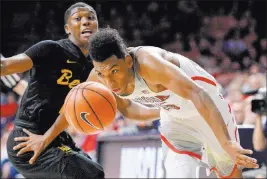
left=68, top=37, right=89, bottom=57
left=124, top=68, right=135, bottom=96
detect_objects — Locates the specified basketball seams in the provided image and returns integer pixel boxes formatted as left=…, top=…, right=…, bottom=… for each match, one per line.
left=73, top=86, right=85, bottom=132
left=81, top=88, right=116, bottom=115
left=81, top=87, right=105, bottom=130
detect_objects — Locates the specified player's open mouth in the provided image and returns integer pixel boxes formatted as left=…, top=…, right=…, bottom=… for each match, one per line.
left=81, top=29, right=92, bottom=37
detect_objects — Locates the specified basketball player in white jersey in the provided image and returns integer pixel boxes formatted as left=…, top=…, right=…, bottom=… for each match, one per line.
left=87, top=28, right=259, bottom=178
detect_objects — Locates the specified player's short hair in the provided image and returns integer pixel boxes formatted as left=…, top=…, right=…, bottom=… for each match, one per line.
left=89, top=28, right=128, bottom=62
left=64, top=2, right=96, bottom=24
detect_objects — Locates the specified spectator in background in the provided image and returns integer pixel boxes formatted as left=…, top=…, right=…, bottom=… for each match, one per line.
left=242, top=106, right=267, bottom=178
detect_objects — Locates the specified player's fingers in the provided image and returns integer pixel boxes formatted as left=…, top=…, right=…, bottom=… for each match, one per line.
left=237, top=154, right=257, bottom=164
left=23, top=128, right=33, bottom=136
left=13, top=142, right=28, bottom=151
left=237, top=157, right=259, bottom=168
left=17, top=146, right=31, bottom=156
left=29, top=151, right=41, bottom=165
left=237, top=159, right=259, bottom=169
left=14, top=136, right=30, bottom=142
left=239, top=149, right=253, bottom=155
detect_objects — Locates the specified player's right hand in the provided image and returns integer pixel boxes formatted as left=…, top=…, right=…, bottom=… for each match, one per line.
left=13, top=128, right=48, bottom=164
left=223, top=140, right=259, bottom=169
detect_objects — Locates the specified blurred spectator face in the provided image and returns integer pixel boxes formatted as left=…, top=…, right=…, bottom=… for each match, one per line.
left=249, top=63, right=260, bottom=74
left=239, top=18, right=249, bottom=29
left=222, top=56, right=231, bottom=67
left=175, top=33, right=182, bottom=41
left=110, top=8, right=117, bottom=17
left=232, top=102, right=244, bottom=125
left=147, top=2, right=159, bottom=12
left=199, top=38, right=210, bottom=49
left=259, top=55, right=267, bottom=68
left=203, top=16, right=210, bottom=26
left=242, top=56, right=252, bottom=68
left=133, top=29, right=141, bottom=39
left=126, top=4, right=133, bottom=13
left=248, top=47, right=257, bottom=59
left=260, top=39, right=267, bottom=50
left=231, top=62, right=241, bottom=71
left=7, top=93, right=16, bottom=103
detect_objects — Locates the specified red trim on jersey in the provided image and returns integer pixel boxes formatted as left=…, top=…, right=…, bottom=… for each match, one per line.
left=234, top=127, right=238, bottom=143
left=160, top=134, right=202, bottom=160
left=191, top=76, right=217, bottom=87
left=210, top=164, right=238, bottom=178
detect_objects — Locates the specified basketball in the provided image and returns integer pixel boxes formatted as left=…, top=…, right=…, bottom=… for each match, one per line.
left=64, top=81, right=117, bottom=134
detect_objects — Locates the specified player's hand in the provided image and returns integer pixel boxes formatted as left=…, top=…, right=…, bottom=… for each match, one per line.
left=13, top=128, right=48, bottom=164
left=223, top=141, right=259, bottom=169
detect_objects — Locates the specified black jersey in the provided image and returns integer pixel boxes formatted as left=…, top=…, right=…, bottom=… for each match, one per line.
left=14, top=39, right=93, bottom=134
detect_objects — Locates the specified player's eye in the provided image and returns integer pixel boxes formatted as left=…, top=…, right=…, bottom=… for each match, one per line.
left=97, top=73, right=103, bottom=77
left=75, top=17, right=81, bottom=21
left=112, top=69, right=118, bottom=74
left=88, top=16, right=95, bottom=20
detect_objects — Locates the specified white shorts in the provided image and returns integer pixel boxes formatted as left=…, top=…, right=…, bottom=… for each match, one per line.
left=159, top=93, right=240, bottom=178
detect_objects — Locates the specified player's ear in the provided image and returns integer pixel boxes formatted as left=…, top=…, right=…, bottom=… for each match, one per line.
left=125, top=55, right=133, bottom=68
left=64, top=24, right=70, bottom=35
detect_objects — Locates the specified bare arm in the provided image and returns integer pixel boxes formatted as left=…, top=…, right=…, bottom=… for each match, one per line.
left=87, top=69, right=160, bottom=121
left=253, top=116, right=267, bottom=151
left=1, top=54, right=33, bottom=76
left=114, top=94, right=160, bottom=121
left=141, top=52, right=231, bottom=145
left=42, top=113, right=70, bottom=146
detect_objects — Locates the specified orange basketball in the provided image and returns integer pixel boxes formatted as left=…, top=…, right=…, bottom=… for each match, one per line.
left=64, top=81, right=117, bottom=134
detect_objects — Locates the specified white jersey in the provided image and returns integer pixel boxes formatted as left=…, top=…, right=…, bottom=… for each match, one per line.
left=121, top=48, right=239, bottom=177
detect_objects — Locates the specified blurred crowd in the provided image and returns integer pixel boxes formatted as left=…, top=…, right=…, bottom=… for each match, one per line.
left=1, top=1, right=266, bottom=178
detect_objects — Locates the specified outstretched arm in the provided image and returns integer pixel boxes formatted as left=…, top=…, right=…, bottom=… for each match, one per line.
left=140, top=52, right=258, bottom=168
left=1, top=54, right=33, bottom=76
left=114, top=94, right=160, bottom=121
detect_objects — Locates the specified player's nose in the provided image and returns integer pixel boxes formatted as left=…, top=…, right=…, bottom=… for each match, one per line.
left=81, top=17, right=90, bottom=26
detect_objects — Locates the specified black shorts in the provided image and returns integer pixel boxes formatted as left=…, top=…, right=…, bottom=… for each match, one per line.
left=6, top=127, right=105, bottom=179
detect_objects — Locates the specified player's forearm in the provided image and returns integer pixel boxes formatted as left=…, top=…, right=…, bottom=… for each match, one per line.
left=43, top=114, right=70, bottom=147
left=253, top=117, right=267, bottom=151
left=120, top=100, right=160, bottom=121
left=192, top=89, right=231, bottom=146
left=1, top=54, right=33, bottom=76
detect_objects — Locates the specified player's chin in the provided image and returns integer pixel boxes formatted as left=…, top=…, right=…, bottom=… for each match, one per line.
left=79, top=36, right=91, bottom=44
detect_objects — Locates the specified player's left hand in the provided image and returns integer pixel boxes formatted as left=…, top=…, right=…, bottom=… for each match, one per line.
left=13, top=128, right=48, bottom=164
left=223, top=141, right=259, bottom=169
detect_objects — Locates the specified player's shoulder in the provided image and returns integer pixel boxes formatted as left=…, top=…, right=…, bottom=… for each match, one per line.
left=31, top=40, right=62, bottom=52
left=36, top=40, right=61, bottom=47
left=133, top=46, right=166, bottom=78
left=135, top=46, right=166, bottom=66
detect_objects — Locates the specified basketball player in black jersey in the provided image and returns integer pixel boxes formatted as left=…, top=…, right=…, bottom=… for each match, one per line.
left=1, top=2, right=104, bottom=179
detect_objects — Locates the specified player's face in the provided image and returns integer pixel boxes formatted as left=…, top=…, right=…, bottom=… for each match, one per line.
left=65, top=7, right=98, bottom=46
left=93, top=55, right=134, bottom=95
